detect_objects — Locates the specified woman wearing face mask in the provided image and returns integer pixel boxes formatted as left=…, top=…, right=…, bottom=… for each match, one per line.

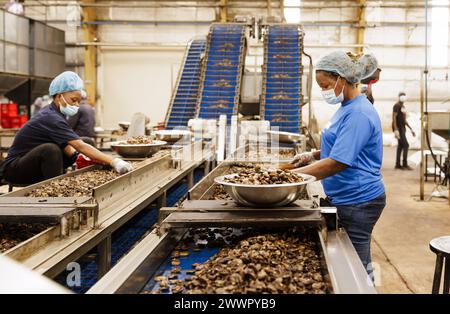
left=290, top=51, right=385, bottom=280
left=0, top=71, right=132, bottom=184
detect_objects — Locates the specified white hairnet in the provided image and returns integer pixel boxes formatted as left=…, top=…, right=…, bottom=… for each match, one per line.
left=316, top=51, right=378, bottom=84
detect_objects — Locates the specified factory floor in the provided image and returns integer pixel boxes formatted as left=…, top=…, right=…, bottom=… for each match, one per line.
left=372, top=147, right=449, bottom=294
left=0, top=146, right=448, bottom=294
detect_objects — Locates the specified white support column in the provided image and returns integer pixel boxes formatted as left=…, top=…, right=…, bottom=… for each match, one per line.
left=217, top=115, right=227, bottom=162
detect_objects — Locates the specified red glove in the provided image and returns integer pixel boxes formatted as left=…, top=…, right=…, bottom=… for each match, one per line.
left=76, top=154, right=97, bottom=169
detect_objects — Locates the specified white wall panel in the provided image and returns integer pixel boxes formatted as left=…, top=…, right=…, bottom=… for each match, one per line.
left=98, top=48, right=184, bottom=128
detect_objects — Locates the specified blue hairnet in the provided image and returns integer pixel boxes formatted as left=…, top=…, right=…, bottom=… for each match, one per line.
left=49, top=71, right=84, bottom=96
left=316, top=51, right=378, bottom=84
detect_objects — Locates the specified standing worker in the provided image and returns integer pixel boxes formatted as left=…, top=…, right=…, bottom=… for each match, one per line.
left=0, top=71, right=133, bottom=184
left=68, top=90, right=96, bottom=147
left=290, top=51, right=385, bottom=281
left=30, top=95, right=50, bottom=117
left=392, top=92, right=415, bottom=170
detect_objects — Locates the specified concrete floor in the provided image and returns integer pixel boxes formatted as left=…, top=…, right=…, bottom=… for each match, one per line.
left=372, top=147, right=449, bottom=294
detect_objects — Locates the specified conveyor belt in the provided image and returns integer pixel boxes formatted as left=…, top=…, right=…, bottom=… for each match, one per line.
left=165, top=39, right=206, bottom=129
left=141, top=243, right=220, bottom=294
left=261, top=25, right=304, bottom=134
left=87, top=161, right=377, bottom=294
left=55, top=169, right=205, bottom=293
left=196, top=23, right=247, bottom=124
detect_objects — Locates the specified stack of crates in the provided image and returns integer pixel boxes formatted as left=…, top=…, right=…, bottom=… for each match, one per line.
left=197, top=24, right=246, bottom=124
left=1, top=102, right=28, bottom=129
left=165, top=39, right=206, bottom=129
left=261, top=25, right=304, bottom=134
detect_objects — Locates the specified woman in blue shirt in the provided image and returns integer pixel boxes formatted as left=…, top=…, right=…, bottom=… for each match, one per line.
left=292, top=51, right=385, bottom=280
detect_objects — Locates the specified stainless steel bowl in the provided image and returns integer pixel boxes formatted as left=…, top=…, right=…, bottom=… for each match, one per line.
left=154, top=130, right=192, bottom=144
left=214, top=173, right=316, bottom=207
left=110, top=140, right=167, bottom=158
left=267, top=130, right=305, bottom=144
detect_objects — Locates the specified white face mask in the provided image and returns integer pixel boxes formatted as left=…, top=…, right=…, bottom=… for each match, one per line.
left=399, top=95, right=407, bottom=102
left=321, top=77, right=345, bottom=105
left=60, top=94, right=79, bottom=117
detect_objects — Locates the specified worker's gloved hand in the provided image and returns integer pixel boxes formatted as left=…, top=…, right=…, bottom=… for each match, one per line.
left=394, top=130, right=400, bottom=139
left=111, top=158, right=133, bottom=174
left=290, top=152, right=315, bottom=168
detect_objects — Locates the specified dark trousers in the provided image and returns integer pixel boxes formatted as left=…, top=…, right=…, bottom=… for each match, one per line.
left=396, top=128, right=409, bottom=166
left=335, top=193, right=386, bottom=280
left=3, top=143, right=64, bottom=184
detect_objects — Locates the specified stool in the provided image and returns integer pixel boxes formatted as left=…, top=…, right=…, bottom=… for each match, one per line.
left=430, top=236, right=450, bottom=294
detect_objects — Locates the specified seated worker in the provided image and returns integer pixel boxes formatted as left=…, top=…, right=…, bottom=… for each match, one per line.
left=68, top=90, right=96, bottom=147
left=0, top=71, right=132, bottom=184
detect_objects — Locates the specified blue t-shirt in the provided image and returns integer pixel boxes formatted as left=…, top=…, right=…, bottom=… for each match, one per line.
left=321, top=95, right=385, bottom=205
left=4, top=103, right=80, bottom=167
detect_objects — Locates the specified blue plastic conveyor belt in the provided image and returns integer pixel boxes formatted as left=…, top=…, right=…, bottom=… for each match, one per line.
left=55, top=168, right=205, bottom=294
left=165, top=39, right=206, bottom=129
left=261, top=25, right=304, bottom=134
left=196, top=23, right=247, bottom=124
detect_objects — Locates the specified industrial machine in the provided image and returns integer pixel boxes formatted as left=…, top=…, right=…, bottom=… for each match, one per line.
left=0, top=141, right=213, bottom=282
left=165, top=40, right=206, bottom=129
left=164, top=19, right=312, bottom=136
left=1, top=18, right=366, bottom=294
left=425, top=110, right=450, bottom=202
left=87, top=158, right=376, bottom=294
left=196, top=23, right=248, bottom=124
left=260, top=24, right=304, bottom=133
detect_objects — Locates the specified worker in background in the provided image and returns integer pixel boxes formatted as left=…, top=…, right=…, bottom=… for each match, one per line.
left=68, top=90, right=96, bottom=147
left=30, top=95, right=50, bottom=117
left=290, top=51, right=385, bottom=281
left=0, top=71, right=133, bottom=184
left=392, top=92, right=415, bottom=170
left=360, top=68, right=381, bottom=105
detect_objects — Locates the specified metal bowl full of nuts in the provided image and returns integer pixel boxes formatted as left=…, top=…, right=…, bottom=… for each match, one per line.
left=214, top=166, right=316, bottom=207
left=110, top=136, right=167, bottom=158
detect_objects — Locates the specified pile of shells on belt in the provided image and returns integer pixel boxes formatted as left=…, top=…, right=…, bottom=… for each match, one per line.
left=126, top=136, right=153, bottom=145
left=224, top=166, right=304, bottom=185
left=0, top=222, right=52, bottom=253
left=146, top=227, right=327, bottom=294
left=25, top=169, right=120, bottom=197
